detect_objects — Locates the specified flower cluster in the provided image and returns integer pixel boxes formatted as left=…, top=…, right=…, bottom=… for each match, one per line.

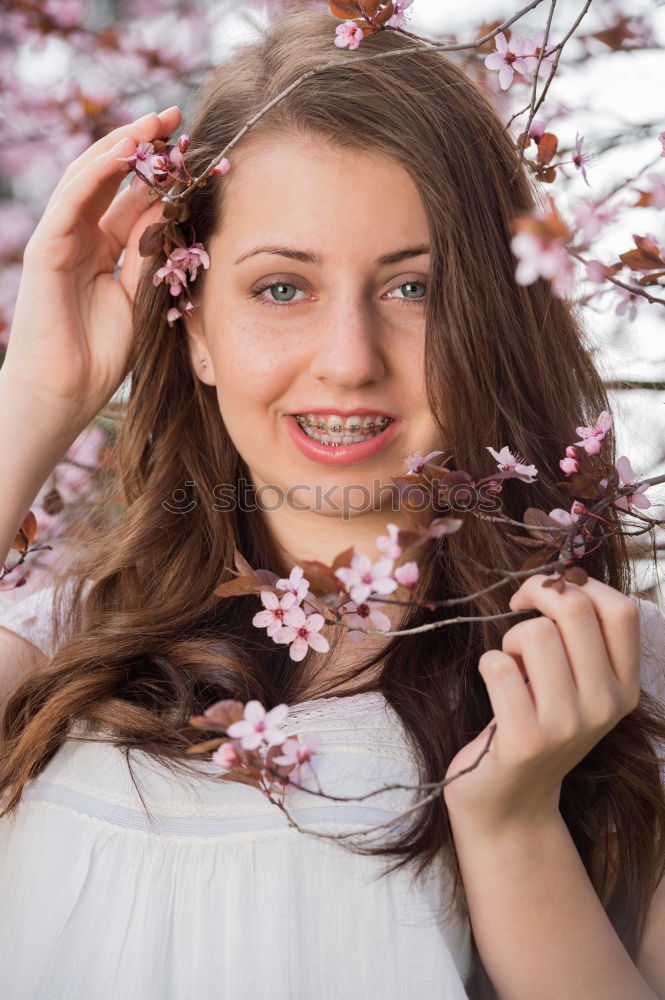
left=187, top=410, right=657, bottom=794
left=188, top=697, right=322, bottom=795
left=483, top=29, right=557, bottom=91
left=559, top=411, right=651, bottom=513
left=115, top=134, right=230, bottom=326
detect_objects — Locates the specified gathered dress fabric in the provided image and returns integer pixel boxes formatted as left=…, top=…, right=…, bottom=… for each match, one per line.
left=0, top=584, right=664, bottom=999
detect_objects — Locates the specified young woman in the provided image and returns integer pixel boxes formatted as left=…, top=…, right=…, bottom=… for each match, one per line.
left=1, top=8, right=664, bottom=999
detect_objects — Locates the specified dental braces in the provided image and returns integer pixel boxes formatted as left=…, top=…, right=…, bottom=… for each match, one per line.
left=295, top=415, right=393, bottom=433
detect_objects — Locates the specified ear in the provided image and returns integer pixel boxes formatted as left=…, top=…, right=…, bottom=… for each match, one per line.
left=182, top=308, right=216, bottom=386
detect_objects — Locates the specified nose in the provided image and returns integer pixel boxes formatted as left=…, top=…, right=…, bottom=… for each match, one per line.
left=308, top=291, right=387, bottom=388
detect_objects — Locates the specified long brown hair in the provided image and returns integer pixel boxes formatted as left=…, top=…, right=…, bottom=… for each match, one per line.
left=2, top=7, right=664, bottom=996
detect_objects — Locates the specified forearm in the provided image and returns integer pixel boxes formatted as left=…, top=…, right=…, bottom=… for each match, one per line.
left=0, top=369, right=82, bottom=568
left=449, top=810, right=659, bottom=1000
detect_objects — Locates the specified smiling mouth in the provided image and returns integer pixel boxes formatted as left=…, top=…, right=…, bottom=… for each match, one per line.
left=294, top=414, right=395, bottom=447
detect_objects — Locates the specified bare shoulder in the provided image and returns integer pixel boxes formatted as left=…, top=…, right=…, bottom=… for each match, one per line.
left=0, top=625, right=48, bottom=715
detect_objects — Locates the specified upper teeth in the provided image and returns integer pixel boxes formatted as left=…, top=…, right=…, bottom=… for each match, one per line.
left=295, top=413, right=393, bottom=432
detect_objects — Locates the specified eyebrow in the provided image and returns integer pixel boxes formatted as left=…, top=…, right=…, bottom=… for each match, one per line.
left=233, top=244, right=431, bottom=267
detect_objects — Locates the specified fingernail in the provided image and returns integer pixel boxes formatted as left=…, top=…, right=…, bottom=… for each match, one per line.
left=159, top=105, right=180, bottom=115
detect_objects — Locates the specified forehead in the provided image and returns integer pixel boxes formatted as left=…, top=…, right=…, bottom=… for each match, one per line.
left=211, top=133, right=430, bottom=256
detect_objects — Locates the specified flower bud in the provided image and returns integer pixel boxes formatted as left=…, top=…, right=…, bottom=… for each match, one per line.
left=559, top=456, right=579, bottom=474
left=211, top=157, right=231, bottom=176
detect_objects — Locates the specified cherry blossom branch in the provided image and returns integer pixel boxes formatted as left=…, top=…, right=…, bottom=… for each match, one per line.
left=137, top=0, right=551, bottom=206
left=570, top=249, right=665, bottom=306
left=257, top=724, right=497, bottom=844
left=512, top=0, right=593, bottom=170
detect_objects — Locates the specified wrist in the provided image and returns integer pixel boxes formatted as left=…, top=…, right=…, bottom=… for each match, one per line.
left=0, top=365, right=88, bottom=448
left=447, top=802, right=565, bottom=851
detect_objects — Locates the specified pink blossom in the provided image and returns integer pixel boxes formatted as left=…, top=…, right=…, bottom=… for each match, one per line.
left=405, top=450, right=445, bottom=475
left=66, top=424, right=106, bottom=468
left=615, top=286, right=641, bottom=323
left=572, top=133, right=593, bottom=187
left=43, top=0, right=85, bottom=29
left=166, top=300, right=195, bottom=327
left=486, top=445, right=538, bottom=484
left=644, top=172, right=665, bottom=210
left=510, top=230, right=575, bottom=297
left=571, top=198, right=623, bottom=248
left=613, top=456, right=652, bottom=514
left=559, top=455, right=579, bottom=475
left=252, top=589, right=298, bottom=638
left=212, top=741, right=242, bottom=770
left=376, top=523, right=403, bottom=561
left=226, top=700, right=289, bottom=751
left=334, top=20, right=364, bottom=50
left=275, top=565, right=310, bottom=603
left=521, top=30, right=556, bottom=78
left=394, top=561, right=419, bottom=590
left=169, top=243, right=210, bottom=280
left=528, top=120, right=546, bottom=141
left=152, top=259, right=188, bottom=296
left=334, top=551, right=398, bottom=605
left=573, top=411, right=612, bottom=455
left=272, top=732, right=322, bottom=784
left=273, top=605, right=330, bottom=661
left=585, top=260, right=608, bottom=285
left=338, top=597, right=392, bottom=641
left=659, top=131, right=665, bottom=157
left=210, top=157, right=231, bottom=177
left=625, top=16, right=655, bottom=46
left=115, top=139, right=162, bottom=184
left=547, top=505, right=587, bottom=556
left=386, top=0, right=415, bottom=29
left=484, top=32, right=530, bottom=91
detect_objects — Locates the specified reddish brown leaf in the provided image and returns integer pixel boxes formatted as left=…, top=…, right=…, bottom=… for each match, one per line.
left=536, top=132, right=558, bottom=165
left=592, top=16, right=641, bottom=51
left=563, top=565, right=588, bottom=586
left=185, top=737, right=226, bottom=754
left=10, top=510, right=37, bottom=551
left=138, top=221, right=169, bottom=257
left=633, top=190, right=653, bottom=208
left=541, top=572, right=566, bottom=592
left=331, top=546, right=357, bottom=573
left=297, top=559, right=345, bottom=596
left=520, top=548, right=556, bottom=571
left=162, top=200, right=190, bottom=223
left=559, top=473, right=603, bottom=500
left=329, top=0, right=365, bottom=17
left=213, top=574, right=269, bottom=598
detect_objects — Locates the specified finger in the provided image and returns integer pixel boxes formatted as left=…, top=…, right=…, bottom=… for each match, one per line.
left=510, top=574, right=639, bottom=696
left=509, top=573, right=615, bottom=708
left=51, top=107, right=182, bottom=195
left=117, top=200, right=169, bottom=303
left=502, top=617, right=580, bottom=735
left=551, top=576, right=641, bottom=695
left=97, top=169, right=166, bottom=260
left=478, top=650, right=539, bottom=750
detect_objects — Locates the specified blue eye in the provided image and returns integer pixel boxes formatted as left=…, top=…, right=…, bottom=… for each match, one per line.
left=250, top=281, right=303, bottom=306
left=249, top=279, right=427, bottom=309
left=387, top=281, right=427, bottom=304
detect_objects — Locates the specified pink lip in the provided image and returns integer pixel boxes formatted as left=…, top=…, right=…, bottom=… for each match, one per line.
left=289, top=407, right=398, bottom=419
left=283, top=414, right=401, bottom=467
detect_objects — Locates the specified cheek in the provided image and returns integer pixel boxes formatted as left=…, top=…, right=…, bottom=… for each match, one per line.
left=210, top=328, right=296, bottom=410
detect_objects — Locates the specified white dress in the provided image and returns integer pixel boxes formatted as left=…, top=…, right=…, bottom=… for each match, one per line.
left=0, top=585, right=664, bottom=1000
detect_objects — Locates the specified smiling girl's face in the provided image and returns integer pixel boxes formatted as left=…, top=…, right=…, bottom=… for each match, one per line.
left=184, top=133, right=443, bottom=563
